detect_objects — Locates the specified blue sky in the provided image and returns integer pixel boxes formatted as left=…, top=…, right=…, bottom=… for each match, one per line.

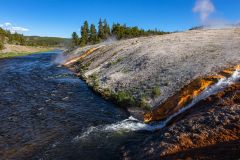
left=0, top=0, right=239, bottom=38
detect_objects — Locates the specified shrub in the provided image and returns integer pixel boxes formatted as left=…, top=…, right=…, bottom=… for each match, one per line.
left=101, top=88, right=112, bottom=98
left=106, top=57, right=124, bottom=68
left=89, top=73, right=100, bottom=90
left=152, top=86, right=161, bottom=98
left=113, top=91, right=135, bottom=107
left=111, top=57, right=123, bottom=65
left=76, top=61, right=91, bottom=74
left=139, top=97, right=151, bottom=110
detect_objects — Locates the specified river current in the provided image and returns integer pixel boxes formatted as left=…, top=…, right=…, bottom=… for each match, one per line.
left=0, top=51, right=150, bottom=159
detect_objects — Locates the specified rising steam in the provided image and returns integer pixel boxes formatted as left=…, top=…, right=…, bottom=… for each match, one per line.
left=193, top=0, right=215, bottom=23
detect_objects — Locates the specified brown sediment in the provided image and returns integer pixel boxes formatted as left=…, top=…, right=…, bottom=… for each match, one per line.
left=121, top=83, right=240, bottom=160
left=64, top=45, right=104, bottom=66
left=219, top=66, right=239, bottom=77
left=144, top=65, right=239, bottom=123
left=168, top=83, right=240, bottom=125
left=144, top=76, right=220, bottom=123
left=160, top=140, right=240, bottom=160
left=158, top=84, right=240, bottom=159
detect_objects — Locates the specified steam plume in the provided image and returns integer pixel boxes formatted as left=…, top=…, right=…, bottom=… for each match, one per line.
left=193, top=0, right=215, bottom=23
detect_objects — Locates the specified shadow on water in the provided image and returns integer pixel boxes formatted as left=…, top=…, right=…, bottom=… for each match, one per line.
left=0, top=51, right=149, bottom=160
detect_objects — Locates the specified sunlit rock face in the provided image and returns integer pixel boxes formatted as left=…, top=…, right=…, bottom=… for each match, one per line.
left=144, top=65, right=240, bottom=123
left=65, top=28, right=240, bottom=121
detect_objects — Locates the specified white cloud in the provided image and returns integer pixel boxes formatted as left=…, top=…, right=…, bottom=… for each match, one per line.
left=12, top=26, right=29, bottom=32
left=193, top=0, right=215, bottom=23
left=0, top=22, right=29, bottom=33
left=3, top=22, right=12, bottom=27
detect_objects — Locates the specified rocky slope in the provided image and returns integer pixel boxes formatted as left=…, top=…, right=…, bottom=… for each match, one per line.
left=64, top=28, right=240, bottom=159
left=64, top=28, right=240, bottom=110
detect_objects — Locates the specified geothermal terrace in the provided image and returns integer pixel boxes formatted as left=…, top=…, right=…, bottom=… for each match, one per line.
left=65, top=28, right=240, bottom=109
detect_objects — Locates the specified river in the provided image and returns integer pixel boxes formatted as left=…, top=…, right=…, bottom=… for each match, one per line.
left=0, top=51, right=151, bottom=160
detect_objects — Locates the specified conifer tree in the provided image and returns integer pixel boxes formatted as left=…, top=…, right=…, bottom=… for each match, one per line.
left=98, top=18, right=104, bottom=40
left=71, top=32, right=79, bottom=46
left=80, top=20, right=89, bottom=46
left=103, top=19, right=111, bottom=39
left=71, top=19, right=167, bottom=46
left=89, top=24, right=98, bottom=44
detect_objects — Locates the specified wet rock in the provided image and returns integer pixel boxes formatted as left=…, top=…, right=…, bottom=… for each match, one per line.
left=120, top=84, right=240, bottom=159
left=164, top=133, right=171, bottom=138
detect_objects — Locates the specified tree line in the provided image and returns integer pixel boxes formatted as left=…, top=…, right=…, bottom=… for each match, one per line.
left=0, top=27, right=69, bottom=50
left=0, top=27, right=25, bottom=49
left=24, top=36, right=69, bottom=47
left=71, top=19, right=168, bottom=47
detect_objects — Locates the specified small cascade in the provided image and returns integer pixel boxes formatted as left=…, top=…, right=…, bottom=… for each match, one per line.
left=74, top=66, right=239, bottom=140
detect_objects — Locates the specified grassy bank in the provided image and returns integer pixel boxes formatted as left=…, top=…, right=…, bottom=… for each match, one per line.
left=0, top=50, right=52, bottom=59
left=0, top=43, right=55, bottom=59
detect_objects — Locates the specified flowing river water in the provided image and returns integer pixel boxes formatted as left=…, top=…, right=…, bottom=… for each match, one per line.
left=0, top=51, right=152, bottom=159
left=1, top=51, right=239, bottom=159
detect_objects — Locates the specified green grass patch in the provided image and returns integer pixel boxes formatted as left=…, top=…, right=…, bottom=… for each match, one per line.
left=0, top=50, right=52, bottom=59
left=112, top=91, right=136, bottom=107
left=75, top=61, right=92, bottom=74
left=88, top=73, right=100, bottom=91
left=139, top=97, right=151, bottom=111
left=151, top=86, right=161, bottom=98
left=101, top=88, right=112, bottom=98
left=106, top=57, right=124, bottom=68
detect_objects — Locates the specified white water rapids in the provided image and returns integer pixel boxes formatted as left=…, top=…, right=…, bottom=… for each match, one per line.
left=73, top=69, right=240, bottom=141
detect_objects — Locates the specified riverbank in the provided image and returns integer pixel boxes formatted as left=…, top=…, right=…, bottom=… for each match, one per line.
left=0, top=44, right=53, bottom=58
left=64, top=28, right=240, bottom=111
left=63, top=28, right=240, bottom=159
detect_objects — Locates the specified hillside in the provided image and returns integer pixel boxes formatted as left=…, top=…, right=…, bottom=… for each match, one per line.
left=0, top=27, right=69, bottom=55
left=24, top=36, right=70, bottom=47
left=65, top=28, right=240, bottom=110
left=63, top=28, right=240, bottom=159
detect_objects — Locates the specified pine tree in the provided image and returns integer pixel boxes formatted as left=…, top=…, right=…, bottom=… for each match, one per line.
left=98, top=18, right=104, bottom=40
left=103, top=19, right=111, bottom=39
left=71, top=32, right=79, bottom=46
left=80, top=21, right=89, bottom=46
left=111, top=23, right=125, bottom=39
left=19, top=34, right=25, bottom=45
left=89, top=24, right=98, bottom=44
left=71, top=20, right=167, bottom=46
